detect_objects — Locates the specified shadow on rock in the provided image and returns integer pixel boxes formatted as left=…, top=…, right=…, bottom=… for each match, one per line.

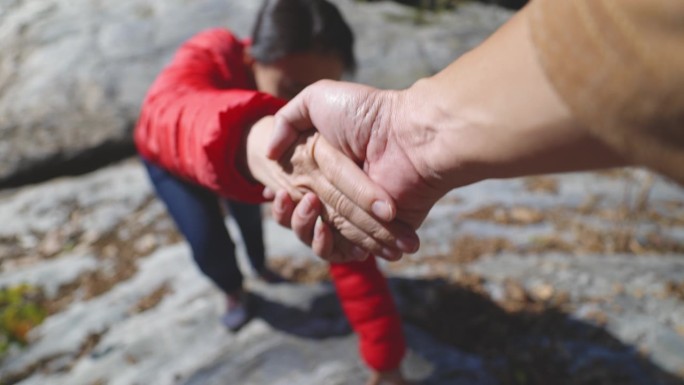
left=183, top=278, right=684, bottom=384
left=391, top=277, right=684, bottom=385
left=247, top=286, right=351, bottom=339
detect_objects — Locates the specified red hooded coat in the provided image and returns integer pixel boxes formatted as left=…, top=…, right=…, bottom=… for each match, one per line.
left=134, top=29, right=405, bottom=371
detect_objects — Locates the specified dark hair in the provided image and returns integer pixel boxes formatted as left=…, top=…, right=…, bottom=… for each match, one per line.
left=251, top=0, right=356, bottom=73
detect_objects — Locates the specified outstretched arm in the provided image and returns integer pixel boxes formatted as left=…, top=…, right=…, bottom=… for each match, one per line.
left=266, top=5, right=630, bottom=260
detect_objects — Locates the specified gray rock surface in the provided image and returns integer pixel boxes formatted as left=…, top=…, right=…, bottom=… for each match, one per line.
left=0, top=0, right=509, bottom=185
left=2, top=1, right=684, bottom=384
left=469, top=253, right=684, bottom=375
left=0, top=0, right=264, bottom=185
left=1, top=159, right=682, bottom=384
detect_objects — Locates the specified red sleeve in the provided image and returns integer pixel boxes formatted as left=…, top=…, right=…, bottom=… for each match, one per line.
left=329, top=258, right=406, bottom=371
left=134, top=29, right=286, bottom=203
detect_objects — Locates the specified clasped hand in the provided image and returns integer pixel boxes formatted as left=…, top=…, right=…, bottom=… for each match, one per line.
left=256, top=81, right=450, bottom=262
left=246, top=113, right=425, bottom=263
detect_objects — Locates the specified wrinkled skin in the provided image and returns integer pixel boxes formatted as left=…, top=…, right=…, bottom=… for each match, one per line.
left=247, top=116, right=419, bottom=262
left=265, top=81, right=449, bottom=261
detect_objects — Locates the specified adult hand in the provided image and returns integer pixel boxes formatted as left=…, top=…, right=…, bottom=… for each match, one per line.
left=246, top=116, right=420, bottom=262
left=266, top=81, right=450, bottom=260
left=266, top=8, right=631, bottom=261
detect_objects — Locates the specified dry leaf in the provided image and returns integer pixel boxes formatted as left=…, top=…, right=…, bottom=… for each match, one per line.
left=530, top=283, right=554, bottom=301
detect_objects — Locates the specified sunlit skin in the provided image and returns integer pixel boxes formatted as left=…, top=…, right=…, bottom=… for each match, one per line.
left=266, top=8, right=629, bottom=261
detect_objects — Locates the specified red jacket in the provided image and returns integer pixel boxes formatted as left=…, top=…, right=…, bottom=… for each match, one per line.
left=134, top=29, right=405, bottom=371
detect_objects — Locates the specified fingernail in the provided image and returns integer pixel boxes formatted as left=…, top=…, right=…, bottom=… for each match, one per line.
left=351, top=246, right=368, bottom=260
left=314, top=216, right=325, bottom=236
left=300, top=195, right=315, bottom=216
left=396, top=236, right=419, bottom=253
left=382, top=247, right=403, bottom=261
left=372, top=201, right=394, bottom=221
left=263, top=187, right=275, bottom=200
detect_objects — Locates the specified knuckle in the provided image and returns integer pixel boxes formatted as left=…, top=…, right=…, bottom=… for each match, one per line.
left=367, top=222, right=396, bottom=246
left=321, top=188, right=352, bottom=221
left=338, top=209, right=397, bottom=248
left=349, top=183, right=370, bottom=208
left=333, top=195, right=356, bottom=219
left=326, top=209, right=347, bottom=232
left=334, top=221, right=385, bottom=256
left=321, top=204, right=389, bottom=254
left=357, top=237, right=384, bottom=255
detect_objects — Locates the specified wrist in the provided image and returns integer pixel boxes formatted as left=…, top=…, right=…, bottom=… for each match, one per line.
left=401, top=9, right=630, bottom=185
left=396, top=77, right=492, bottom=192
left=244, top=116, right=275, bottom=184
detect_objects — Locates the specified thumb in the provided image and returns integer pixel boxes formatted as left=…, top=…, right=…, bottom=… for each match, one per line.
left=267, top=85, right=317, bottom=160
left=267, top=115, right=305, bottom=160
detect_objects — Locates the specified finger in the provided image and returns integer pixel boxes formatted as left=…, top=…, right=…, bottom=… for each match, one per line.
left=291, top=193, right=322, bottom=246
left=272, top=190, right=296, bottom=229
left=312, top=172, right=419, bottom=255
left=311, top=217, right=334, bottom=260
left=286, top=134, right=419, bottom=254
left=263, top=187, right=275, bottom=200
left=324, top=233, right=371, bottom=263
left=285, top=198, right=372, bottom=263
left=320, top=201, right=405, bottom=261
left=313, top=135, right=397, bottom=222
left=267, top=115, right=309, bottom=160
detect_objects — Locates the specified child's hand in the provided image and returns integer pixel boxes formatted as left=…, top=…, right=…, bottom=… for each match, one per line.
left=247, top=116, right=419, bottom=263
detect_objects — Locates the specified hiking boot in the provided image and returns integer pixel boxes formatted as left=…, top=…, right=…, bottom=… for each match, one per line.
left=221, top=292, right=249, bottom=332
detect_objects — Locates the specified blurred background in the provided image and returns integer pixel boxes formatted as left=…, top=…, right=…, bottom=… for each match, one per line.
left=1, top=0, right=683, bottom=384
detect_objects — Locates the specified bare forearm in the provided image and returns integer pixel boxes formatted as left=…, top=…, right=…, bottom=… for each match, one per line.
left=394, top=6, right=628, bottom=194
left=245, top=116, right=299, bottom=198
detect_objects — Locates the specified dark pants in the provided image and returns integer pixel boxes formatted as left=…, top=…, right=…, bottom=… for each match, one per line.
left=143, top=159, right=265, bottom=294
